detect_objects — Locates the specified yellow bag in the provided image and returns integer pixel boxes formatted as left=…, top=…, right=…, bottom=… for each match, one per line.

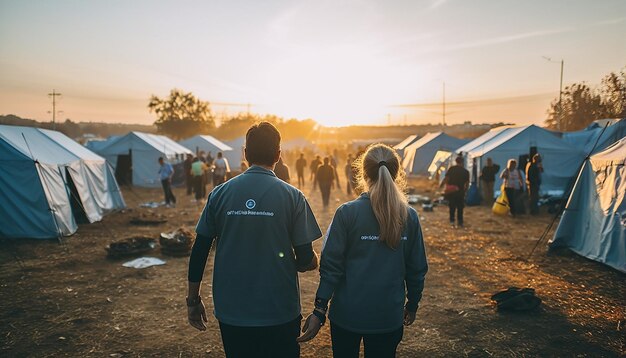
left=492, top=186, right=510, bottom=215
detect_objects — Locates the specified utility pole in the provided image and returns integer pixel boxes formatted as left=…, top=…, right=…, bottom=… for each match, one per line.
left=48, top=89, right=62, bottom=130
left=442, top=82, right=446, bottom=127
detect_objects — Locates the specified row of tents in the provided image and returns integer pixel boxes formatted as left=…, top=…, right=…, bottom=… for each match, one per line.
left=393, top=119, right=626, bottom=273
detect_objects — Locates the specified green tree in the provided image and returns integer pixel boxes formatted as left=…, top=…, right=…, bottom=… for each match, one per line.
left=148, top=89, right=216, bottom=140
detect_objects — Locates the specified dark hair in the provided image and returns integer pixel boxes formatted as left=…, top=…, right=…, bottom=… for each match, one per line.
left=455, top=157, right=463, bottom=164
left=245, top=122, right=281, bottom=166
left=158, top=157, right=164, bottom=161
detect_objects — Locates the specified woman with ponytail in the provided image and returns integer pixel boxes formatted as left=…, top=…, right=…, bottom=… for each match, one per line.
left=297, top=144, right=428, bottom=357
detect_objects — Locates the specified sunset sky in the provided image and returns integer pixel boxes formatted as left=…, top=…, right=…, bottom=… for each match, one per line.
left=1, top=0, right=625, bottom=127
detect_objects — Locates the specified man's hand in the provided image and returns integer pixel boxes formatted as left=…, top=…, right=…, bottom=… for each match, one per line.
left=403, top=309, right=416, bottom=326
left=188, top=301, right=208, bottom=331
left=296, top=314, right=322, bottom=342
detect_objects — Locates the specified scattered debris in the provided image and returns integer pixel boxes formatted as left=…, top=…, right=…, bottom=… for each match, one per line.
left=160, top=228, right=195, bottom=257
left=129, top=212, right=167, bottom=226
left=491, top=287, right=542, bottom=312
left=106, top=237, right=157, bottom=258
left=122, top=257, right=166, bottom=269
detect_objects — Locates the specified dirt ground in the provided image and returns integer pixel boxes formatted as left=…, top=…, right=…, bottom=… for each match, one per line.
left=1, top=177, right=624, bottom=357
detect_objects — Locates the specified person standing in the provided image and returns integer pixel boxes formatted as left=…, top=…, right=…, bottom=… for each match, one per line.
left=310, top=155, right=322, bottom=190
left=316, top=157, right=335, bottom=208
left=186, top=122, right=322, bottom=358
left=295, top=153, right=307, bottom=188
left=345, top=154, right=354, bottom=195
left=191, top=157, right=209, bottom=201
left=297, top=144, right=428, bottom=358
left=212, top=152, right=230, bottom=187
left=274, top=157, right=291, bottom=183
left=330, top=155, right=341, bottom=190
left=158, top=157, right=176, bottom=207
left=184, top=153, right=194, bottom=196
left=206, top=151, right=214, bottom=166
left=442, top=156, right=470, bottom=227
left=500, top=159, right=525, bottom=217
left=479, top=158, right=500, bottom=205
left=525, top=153, right=543, bottom=215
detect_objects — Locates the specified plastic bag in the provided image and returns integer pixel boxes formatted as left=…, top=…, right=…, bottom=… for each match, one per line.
left=492, top=186, right=510, bottom=215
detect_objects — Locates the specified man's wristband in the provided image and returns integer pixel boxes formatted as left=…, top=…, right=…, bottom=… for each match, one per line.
left=312, top=308, right=327, bottom=326
left=186, top=296, right=202, bottom=307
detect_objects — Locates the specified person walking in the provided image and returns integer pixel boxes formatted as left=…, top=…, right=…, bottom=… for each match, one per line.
left=316, top=157, right=335, bottom=208
left=297, top=144, right=428, bottom=358
left=442, top=156, right=469, bottom=227
left=186, top=122, right=322, bottom=358
left=212, top=152, right=230, bottom=187
left=184, top=153, right=194, bottom=196
left=479, top=157, right=500, bottom=205
left=274, top=157, right=291, bottom=183
left=158, top=157, right=176, bottom=207
left=330, top=154, right=341, bottom=190
left=500, top=159, right=525, bottom=217
left=310, top=155, right=322, bottom=190
left=525, top=153, right=543, bottom=215
left=345, top=154, right=354, bottom=195
left=295, top=153, right=307, bottom=188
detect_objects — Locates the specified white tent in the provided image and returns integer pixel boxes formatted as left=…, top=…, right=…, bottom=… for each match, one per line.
left=550, top=137, right=626, bottom=273
left=0, top=125, right=125, bottom=239
left=223, top=136, right=246, bottom=170
left=394, top=134, right=420, bottom=158
left=463, top=125, right=584, bottom=196
left=178, top=135, right=233, bottom=158
left=402, top=132, right=469, bottom=175
left=94, top=132, right=192, bottom=187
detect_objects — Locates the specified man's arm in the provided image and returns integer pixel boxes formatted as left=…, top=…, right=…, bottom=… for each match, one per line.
left=294, top=243, right=318, bottom=272
left=187, top=233, right=215, bottom=331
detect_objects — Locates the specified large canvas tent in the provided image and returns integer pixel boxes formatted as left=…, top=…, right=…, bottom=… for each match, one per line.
left=178, top=135, right=233, bottom=157
left=401, top=132, right=468, bottom=175
left=394, top=134, right=420, bottom=158
left=463, top=125, right=584, bottom=195
left=223, top=136, right=246, bottom=170
left=561, top=118, right=626, bottom=155
left=550, top=137, right=626, bottom=273
left=0, top=125, right=125, bottom=239
left=94, top=132, right=192, bottom=187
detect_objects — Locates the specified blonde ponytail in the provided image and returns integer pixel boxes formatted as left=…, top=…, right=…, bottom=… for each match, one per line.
left=356, top=144, right=408, bottom=249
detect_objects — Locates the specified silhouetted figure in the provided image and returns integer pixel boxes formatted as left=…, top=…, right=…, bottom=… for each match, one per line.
left=525, top=153, right=543, bottom=215
left=480, top=157, right=500, bottom=205
left=295, top=153, right=307, bottom=187
left=274, top=157, right=291, bottom=183
left=184, top=153, right=193, bottom=196
left=442, top=156, right=469, bottom=227
left=317, top=157, right=335, bottom=208
left=310, top=155, right=322, bottom=190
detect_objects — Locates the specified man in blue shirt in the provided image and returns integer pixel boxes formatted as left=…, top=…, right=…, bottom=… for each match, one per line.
left=186, top=122, right=322, bottom=358
left=158, top=157, right=176, bottom=207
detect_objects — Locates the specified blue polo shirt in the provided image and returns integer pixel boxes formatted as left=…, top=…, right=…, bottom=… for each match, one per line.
left=196, top=165, right=322, bottom=326
left=316, top=193, right=428, bottom=333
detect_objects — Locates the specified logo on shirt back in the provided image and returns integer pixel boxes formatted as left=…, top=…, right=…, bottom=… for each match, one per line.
left=245, top=199, right=256, bottom=209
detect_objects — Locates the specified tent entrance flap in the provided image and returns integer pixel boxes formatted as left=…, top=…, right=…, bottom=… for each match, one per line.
left=65, top=168, right=89, bottom=224
left=115, top=152, right=132, bottom=185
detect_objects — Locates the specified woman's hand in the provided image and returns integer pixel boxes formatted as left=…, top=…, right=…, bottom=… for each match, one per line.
left=403, top=309, right=416, bottom=326
left=296, top=314, right=322, bottom=342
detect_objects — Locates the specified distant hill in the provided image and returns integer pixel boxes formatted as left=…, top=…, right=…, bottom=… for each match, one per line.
left=0, top=114, right=156, bottom=142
